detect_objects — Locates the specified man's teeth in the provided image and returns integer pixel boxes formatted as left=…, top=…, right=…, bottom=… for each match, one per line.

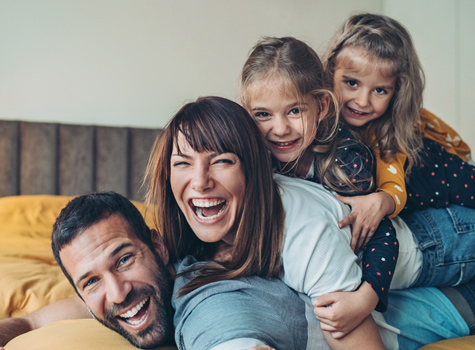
left=119, top=297, right=148, bottom=319
left=124, top=312, right=147, bottom=325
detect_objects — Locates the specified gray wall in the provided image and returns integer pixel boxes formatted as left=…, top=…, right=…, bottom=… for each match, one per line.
left=1, top=0, right=473, bottom=149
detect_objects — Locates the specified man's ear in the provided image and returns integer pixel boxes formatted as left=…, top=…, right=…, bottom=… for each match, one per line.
left=317, top=95, right=331, bottom=121
left=151, top=229, right=169, bottom=266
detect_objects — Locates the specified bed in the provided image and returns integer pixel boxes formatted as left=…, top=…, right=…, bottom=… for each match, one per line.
left=0, top=119, right=175, bottom=349
left=0, top=119, right=473, bottom=349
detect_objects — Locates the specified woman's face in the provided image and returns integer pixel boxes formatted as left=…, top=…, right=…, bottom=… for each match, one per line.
left=170, top=132, right=246, bottom=245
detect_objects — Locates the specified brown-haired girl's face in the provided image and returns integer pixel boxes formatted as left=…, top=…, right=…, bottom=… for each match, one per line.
left=247, top=79, right=322, bottom=164
left=169, top=132, right=246, bottom=245
left=334, top=47, right=396, bottom=128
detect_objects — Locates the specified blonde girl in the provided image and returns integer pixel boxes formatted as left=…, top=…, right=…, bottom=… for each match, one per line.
left=324, top=13, right=475, bottom=236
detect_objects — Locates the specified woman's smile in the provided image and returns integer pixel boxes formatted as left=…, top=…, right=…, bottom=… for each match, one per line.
left=170, top=132, right=246, bottom=245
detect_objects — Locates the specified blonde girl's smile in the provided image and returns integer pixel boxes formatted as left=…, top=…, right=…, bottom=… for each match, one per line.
left=334, top=47, right=396, bottom=128
left=170, top=132, right=246, bottom=245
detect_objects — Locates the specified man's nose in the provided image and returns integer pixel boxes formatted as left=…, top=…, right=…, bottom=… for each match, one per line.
left=105, top=274, right=132, bottom=305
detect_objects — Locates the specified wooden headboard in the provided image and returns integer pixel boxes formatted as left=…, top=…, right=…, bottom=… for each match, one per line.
left=0, top=120, right=161, bottom=201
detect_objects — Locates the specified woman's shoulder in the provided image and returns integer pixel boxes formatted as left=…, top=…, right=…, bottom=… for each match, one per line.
left=273, top=174, right=350, bottom=222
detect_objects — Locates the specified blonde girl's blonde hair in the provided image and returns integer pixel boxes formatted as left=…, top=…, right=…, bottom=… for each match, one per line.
left=325, top=13, right=425, bottom=171
left=145, top=96, right=284, bottom=296
left=241, top=36, right=372, bottom=194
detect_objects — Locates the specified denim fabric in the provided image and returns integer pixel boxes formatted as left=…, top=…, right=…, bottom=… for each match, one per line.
left=401, top=205, right=475, bottom=287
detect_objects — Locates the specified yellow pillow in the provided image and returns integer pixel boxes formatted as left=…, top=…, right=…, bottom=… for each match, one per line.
left=5, top=319, right=177, bottom=350
left=0, top=195, right=153, bottom=319
left=418, top=335, right=475, bottom=350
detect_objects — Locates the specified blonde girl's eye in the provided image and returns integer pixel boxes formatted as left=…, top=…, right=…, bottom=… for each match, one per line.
left=289, top=108, right=300, bottom=115
left=346, top=80, right=358, bottom=88
left=254, top=111, right=271, bottom=119
left=374, top=87, right=387, bottom=95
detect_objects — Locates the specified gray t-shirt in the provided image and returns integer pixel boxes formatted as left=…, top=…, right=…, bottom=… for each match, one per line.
left=172, top=256, right=329, bottom=350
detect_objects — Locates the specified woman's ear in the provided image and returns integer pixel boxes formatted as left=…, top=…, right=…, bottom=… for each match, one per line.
left=151, top=229, right=169, bottom=266
left=317, top=95, right=331, bottom=121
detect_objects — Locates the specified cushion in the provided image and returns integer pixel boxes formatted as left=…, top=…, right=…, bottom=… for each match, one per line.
left=418, top=335, right=475, bottom=349
left=4, top=319, right=177, bottom=350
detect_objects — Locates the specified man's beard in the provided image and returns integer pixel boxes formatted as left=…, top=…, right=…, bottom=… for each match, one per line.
left=91, top=255, right=174, bottom=349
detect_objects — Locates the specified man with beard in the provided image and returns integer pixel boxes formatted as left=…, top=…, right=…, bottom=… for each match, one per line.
left=0, top=191, right=474, bottom=350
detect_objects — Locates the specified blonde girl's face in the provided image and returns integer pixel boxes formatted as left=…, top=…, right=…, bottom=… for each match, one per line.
left=333, top=47, right=396, bottom=128
left=248, top=81, right=326, bottom=164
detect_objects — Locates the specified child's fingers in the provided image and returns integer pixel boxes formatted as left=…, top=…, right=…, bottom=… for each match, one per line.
left=313, top=293, right=336, bottom=307
left=338, top=212, right=355, bottom=229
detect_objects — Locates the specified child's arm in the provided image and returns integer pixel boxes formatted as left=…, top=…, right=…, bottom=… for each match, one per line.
left=373, top=146, right=407, bottom=218
left=314, top=217, right=398, bottom=336
left=313, top=281, right=378, bottom=338
left=336, top=191, right=394, bottom=252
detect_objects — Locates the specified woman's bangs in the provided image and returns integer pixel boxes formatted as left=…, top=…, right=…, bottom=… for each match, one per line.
left=174, top=110, right=239, bottom=157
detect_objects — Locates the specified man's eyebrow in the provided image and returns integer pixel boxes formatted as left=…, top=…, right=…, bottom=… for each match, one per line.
left=74, top=242, right=133, bottom=287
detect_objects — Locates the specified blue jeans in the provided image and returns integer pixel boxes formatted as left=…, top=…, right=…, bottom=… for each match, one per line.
left=401, top=205, right=475, bottom=287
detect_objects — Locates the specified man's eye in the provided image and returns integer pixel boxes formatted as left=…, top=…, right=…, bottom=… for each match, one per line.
left=84, top=278, right=97, bottom=289
left=118, top=255, right=132, bottom=266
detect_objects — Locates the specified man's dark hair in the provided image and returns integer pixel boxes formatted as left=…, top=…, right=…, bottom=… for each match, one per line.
left=51, top=191, right=153, bottom=291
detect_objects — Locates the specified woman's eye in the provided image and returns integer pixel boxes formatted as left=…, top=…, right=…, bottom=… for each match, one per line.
left=374, top=88, right=387, bottom=95
left=214, top=158, right=234, bottom=165
left=172, top=160, right=190, bottom=167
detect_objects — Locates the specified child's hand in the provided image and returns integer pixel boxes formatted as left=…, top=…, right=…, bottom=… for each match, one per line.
left=336, top=192, right=395, bottom=253
left=313, top=282, right=378, bottom=338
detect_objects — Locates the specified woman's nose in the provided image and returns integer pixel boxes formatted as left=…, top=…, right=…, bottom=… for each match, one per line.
left=191, top=164, right=213, bottom=192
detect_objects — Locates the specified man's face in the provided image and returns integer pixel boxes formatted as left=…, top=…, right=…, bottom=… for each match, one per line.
left=60, top=213, right=173, bottom=348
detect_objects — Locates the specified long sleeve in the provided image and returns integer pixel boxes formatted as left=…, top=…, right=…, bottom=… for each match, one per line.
left=374, top=146, right=407, bottom=218
left=420, top=108, right=472, bottom=162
